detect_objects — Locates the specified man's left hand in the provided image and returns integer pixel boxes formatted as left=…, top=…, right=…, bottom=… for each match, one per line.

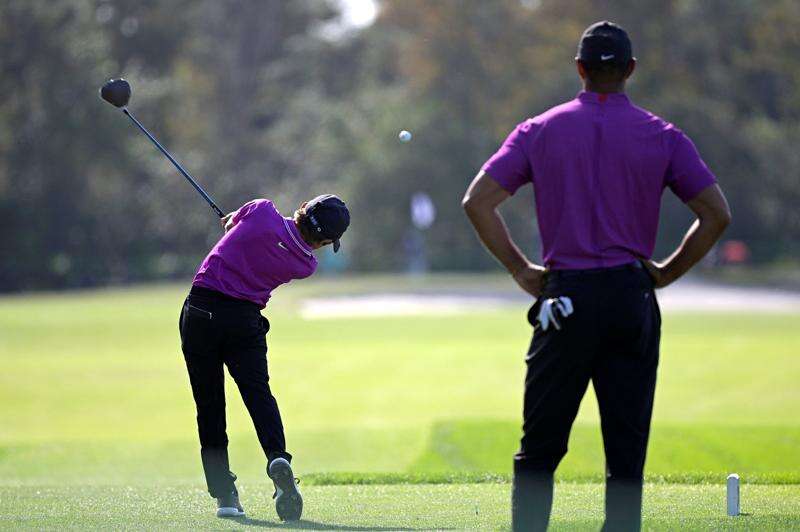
left=643, top=260, right=671, bottom=288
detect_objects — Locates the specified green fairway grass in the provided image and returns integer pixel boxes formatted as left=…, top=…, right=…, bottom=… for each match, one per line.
left=1, top=275, right=798, bottom=528
left=2, top=483, right=799, bottom=530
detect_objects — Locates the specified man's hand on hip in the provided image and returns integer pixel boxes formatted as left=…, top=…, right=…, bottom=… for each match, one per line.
left=463, top=171, right=543, bottom=293
left=646, top=184, right=731, bottom=288
left=513, top=263, right=546, bottom=297
left=643, top=260, right=671, bottom=288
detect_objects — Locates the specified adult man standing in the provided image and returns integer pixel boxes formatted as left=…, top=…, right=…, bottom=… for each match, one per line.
left=463, top=21, right=731, bottom=531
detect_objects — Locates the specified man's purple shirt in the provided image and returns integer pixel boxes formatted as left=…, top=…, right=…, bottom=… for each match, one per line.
left=482, top=91, right=717, bottom=270
left=193, top=199, right=317, bottom=308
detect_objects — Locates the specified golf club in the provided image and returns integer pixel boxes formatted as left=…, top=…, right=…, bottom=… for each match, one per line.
left=99, top=78, right=225, bottom=218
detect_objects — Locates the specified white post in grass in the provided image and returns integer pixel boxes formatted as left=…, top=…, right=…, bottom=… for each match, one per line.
left=727, top=473, right=740, bottom=516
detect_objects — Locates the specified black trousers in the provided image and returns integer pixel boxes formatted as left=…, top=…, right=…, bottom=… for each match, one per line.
left=179, top=286, right=291, bottom=498
left=512, top=263, right=660, bottom=532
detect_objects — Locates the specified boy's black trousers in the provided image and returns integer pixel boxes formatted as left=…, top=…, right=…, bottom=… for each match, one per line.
left=512, top=262, right=661, bottom=532
left=179, top=286, right=291, bottom=498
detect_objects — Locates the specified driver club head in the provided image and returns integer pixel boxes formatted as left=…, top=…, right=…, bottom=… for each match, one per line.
left=100, top=78, right=131, bottom=108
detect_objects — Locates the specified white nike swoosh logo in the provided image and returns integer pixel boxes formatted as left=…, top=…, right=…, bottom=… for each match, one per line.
left=277, top=242, right=288, bottom=251
left=600, top=54, right=615, bottom=61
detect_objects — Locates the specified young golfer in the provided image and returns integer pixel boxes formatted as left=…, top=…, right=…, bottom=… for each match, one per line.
left=179, top=194, right=349, bottom=520
left=463, top=21, right=731, bottom=531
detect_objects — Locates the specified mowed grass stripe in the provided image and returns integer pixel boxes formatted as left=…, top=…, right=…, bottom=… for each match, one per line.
left=2, top=423, right=798, bottom=486
left=409, top=420, right=800, bottom=484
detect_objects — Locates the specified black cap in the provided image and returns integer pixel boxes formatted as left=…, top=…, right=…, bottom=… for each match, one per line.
left=576, top=21, right=633, bottom=65
left=305, top=194, right=350, bottom=252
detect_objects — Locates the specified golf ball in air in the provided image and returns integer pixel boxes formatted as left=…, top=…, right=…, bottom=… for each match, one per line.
left=399, top=130, right=412, bottom=143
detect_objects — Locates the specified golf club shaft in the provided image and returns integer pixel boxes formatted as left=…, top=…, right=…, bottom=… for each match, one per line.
left=122, top=108, right=225, bottom=218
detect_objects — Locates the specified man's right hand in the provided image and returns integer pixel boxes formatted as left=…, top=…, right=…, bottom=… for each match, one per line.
left=512, top=263, right=546, bottom=298
left=463, top=172, right=545, bottom=296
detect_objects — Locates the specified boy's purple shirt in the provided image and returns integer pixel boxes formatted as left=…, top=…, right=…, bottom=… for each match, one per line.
left=193, top=199, right=317, bottom=308
left=482, top=91, right=717, bottom=270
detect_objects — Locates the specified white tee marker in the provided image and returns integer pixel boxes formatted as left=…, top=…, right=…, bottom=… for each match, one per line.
left=727, top=473, right=740, bottom=516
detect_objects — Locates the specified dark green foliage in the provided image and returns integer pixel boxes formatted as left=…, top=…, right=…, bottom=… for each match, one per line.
left=0, top=0, right=798, bottom=290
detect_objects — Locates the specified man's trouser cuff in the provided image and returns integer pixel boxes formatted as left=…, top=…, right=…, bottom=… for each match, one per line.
left=201, top=447, right=237, bottom=498
left=512, top=458, right=555, bottom=532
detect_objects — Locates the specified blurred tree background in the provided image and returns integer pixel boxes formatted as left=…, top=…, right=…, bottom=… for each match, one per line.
left=0, top=0, right=798, bottom=291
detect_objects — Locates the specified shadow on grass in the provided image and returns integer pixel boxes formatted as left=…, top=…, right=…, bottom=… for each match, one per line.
left=230, top=516, right=432, bottom=530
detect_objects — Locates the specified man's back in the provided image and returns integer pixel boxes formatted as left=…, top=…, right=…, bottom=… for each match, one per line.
left=483, top=91, right=716, bottom=269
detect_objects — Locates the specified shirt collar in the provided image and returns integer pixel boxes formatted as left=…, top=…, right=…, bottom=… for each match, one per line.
left=283, top=217, right=313, bottom=257
left=577, top=90, right=631, bottom=106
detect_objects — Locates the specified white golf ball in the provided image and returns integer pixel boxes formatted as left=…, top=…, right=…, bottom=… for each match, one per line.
left=399, top=130, right=412, bottom=143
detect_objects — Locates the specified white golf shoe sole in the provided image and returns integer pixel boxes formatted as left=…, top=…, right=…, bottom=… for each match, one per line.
left=216, top=506, right=245, bottom=518
left=268, top=458, right=303, bottom=521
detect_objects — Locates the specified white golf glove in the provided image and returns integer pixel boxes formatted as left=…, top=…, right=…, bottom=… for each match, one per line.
left=537, top=296, right=574, bottom=331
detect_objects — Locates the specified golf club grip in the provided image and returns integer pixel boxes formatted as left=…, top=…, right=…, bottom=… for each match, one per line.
left=122, top=109, right=225, bottom=218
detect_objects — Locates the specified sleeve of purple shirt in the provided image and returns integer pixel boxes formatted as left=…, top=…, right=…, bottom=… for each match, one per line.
left=231, top=199, right=263, bottom=224
left=481, top=121, right=533, bottom=195
left=665, top=130, right=717, bottom=202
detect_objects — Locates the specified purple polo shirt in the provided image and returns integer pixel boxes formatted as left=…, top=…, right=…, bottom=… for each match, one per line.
left=482, top=91, right=717, bottom=270
left=192, top=199, right=317, bottom=308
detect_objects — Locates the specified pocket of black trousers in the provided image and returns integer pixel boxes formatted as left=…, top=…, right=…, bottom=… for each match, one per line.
left=260, top=316, right=270, bottom=334
left=186, top=303, right=213, bottom=320
left=181, top=302, right=216, bottom=354
left=639, top=260, right=657, bottom=289
left=650, top=290, right=662, bottom=328
left=527, top=299, right=542, bottom=327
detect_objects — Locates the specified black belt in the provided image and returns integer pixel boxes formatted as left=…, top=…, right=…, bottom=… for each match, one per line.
left=545, top=260, right=644, bottom=281
left=189, top=285, right=261, bottom=309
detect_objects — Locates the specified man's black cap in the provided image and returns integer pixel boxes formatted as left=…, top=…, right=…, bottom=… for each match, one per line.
left=576, top=21, right=633, bottom=65
left=305, top=194, right=350, bottom=252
